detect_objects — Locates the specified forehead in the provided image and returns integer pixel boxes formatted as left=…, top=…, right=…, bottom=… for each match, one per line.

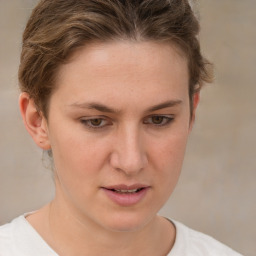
left=65, top=40, right=188, bottom=76
left=53, top=41, right=189, bottom=107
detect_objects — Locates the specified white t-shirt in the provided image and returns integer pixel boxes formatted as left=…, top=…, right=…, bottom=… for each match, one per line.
left=0, top=214, right=243, bottom=256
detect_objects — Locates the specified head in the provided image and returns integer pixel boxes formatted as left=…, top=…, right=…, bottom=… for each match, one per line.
left=19, top=0, right=213, bottom=232
left=19, top=0, right=212, bottom=119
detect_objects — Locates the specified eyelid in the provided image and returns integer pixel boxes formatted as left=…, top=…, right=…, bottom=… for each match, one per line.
left=143, top=114, right=174, bottom=126
left=80, top=116, right=112, bottom=129
left=79, top=114, right=174, bottom=130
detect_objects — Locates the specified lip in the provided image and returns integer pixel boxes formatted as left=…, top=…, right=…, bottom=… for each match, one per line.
left=101, top=184, right=150, bottom=207
left=104, top=184, right=149, bottom=191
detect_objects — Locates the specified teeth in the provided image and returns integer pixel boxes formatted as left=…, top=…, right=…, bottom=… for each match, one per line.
left=115, top=189, right=139, bottom=193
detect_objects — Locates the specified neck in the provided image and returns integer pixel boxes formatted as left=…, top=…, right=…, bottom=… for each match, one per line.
left=27, top=196, right=175, bottom=256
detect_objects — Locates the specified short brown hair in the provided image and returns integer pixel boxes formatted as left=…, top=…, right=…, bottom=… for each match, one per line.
left=19, top=0, right=213, bottom=117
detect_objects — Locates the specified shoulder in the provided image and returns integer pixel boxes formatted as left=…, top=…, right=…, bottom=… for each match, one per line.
left=0, top=214, right=57, bottom=256
left=0, top=216, right=23, bottom=255
left=168, top=220, right=243, bottom=256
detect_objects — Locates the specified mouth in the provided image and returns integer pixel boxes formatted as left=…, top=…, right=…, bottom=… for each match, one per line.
left=101, top=184, right=150, bottom=206
left=103, top=184, right=149, bottom=193
left=108, top=188, right=145, bottom=194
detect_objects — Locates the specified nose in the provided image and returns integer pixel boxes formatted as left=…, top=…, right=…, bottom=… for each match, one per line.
left=109, top=125, right=148, bottom=175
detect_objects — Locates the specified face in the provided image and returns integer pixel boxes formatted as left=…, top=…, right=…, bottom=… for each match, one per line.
left=43, top=41, right=194, bottom=232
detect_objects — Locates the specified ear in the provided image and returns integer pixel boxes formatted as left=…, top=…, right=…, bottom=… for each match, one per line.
left=189, top=92, right=200, bottom=131
left=19, top=92, right=51, bottom=150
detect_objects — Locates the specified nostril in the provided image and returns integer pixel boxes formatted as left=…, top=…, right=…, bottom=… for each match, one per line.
left=109, top=133, right=148, bottom=174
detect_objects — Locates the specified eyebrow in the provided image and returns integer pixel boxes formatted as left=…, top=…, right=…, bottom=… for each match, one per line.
left=147, top=100, right=182, bottom=112
left=69, top=102, right=120, bottom=113
left=68, top=100, right=182, bottom=114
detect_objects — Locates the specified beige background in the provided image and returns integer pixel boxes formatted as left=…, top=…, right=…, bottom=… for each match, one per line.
left=0, top=1, right=255, bottom=255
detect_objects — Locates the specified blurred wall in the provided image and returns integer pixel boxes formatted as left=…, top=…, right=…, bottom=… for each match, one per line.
left=0, top=1, right=255, bottom=255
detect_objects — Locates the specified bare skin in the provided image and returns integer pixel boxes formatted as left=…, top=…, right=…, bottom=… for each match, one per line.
left=20, top=41, right=198, bottom=255
left=27, top=204, right=175, bottom=256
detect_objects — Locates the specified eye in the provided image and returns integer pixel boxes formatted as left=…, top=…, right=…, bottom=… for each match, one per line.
left=80, top=117, right=112, bottom=129
left=151, top=116, right=165, bottom=125
left=89, top=118, right=103, bottom=126
left=144, top=115, right=174, bottom=127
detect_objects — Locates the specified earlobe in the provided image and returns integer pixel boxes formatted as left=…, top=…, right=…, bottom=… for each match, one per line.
left=19, top=92, right=51, bottom=150
left=189, top=92, right=200, bottom=131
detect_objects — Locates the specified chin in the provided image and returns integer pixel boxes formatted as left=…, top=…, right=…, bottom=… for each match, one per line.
left=99, top=210, right=155, bottom=233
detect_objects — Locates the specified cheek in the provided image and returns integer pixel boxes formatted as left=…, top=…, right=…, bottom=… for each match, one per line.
left=50, top=127, right=111, bottom=180
left=50, top=134, right=107, bottom=202
left=151, top=130, right=188, bottom=168
left=149, top=130, right=189, bottom=191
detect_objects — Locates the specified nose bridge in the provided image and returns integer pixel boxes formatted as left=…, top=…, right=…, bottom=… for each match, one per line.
left=111, top=122, right=147, bottom=174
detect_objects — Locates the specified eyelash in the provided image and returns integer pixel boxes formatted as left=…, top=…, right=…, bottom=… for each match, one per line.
left=143, top=115, right=174, bottom=127
left=80, top=115, right=174, bottom=130
left=80, top=117, right=111, bottom=130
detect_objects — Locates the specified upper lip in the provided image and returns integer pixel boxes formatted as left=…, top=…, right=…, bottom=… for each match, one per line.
left=102, top=184, right=150, bottom=191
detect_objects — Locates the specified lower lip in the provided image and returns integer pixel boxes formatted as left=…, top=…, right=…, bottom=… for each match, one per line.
left=102, top=187, right=149, bottom=207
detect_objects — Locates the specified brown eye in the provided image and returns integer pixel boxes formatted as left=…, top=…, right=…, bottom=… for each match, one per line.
left=151, top=116, right=164, bottom=124
left=90, top=119, right=103, bottom=126
left=143, top=115, right=174, bottom=127
left=80, top=117, right=112, bottom=130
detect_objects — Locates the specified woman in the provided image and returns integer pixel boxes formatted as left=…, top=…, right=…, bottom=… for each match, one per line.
left=0, top=0, right=242, bottom=255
